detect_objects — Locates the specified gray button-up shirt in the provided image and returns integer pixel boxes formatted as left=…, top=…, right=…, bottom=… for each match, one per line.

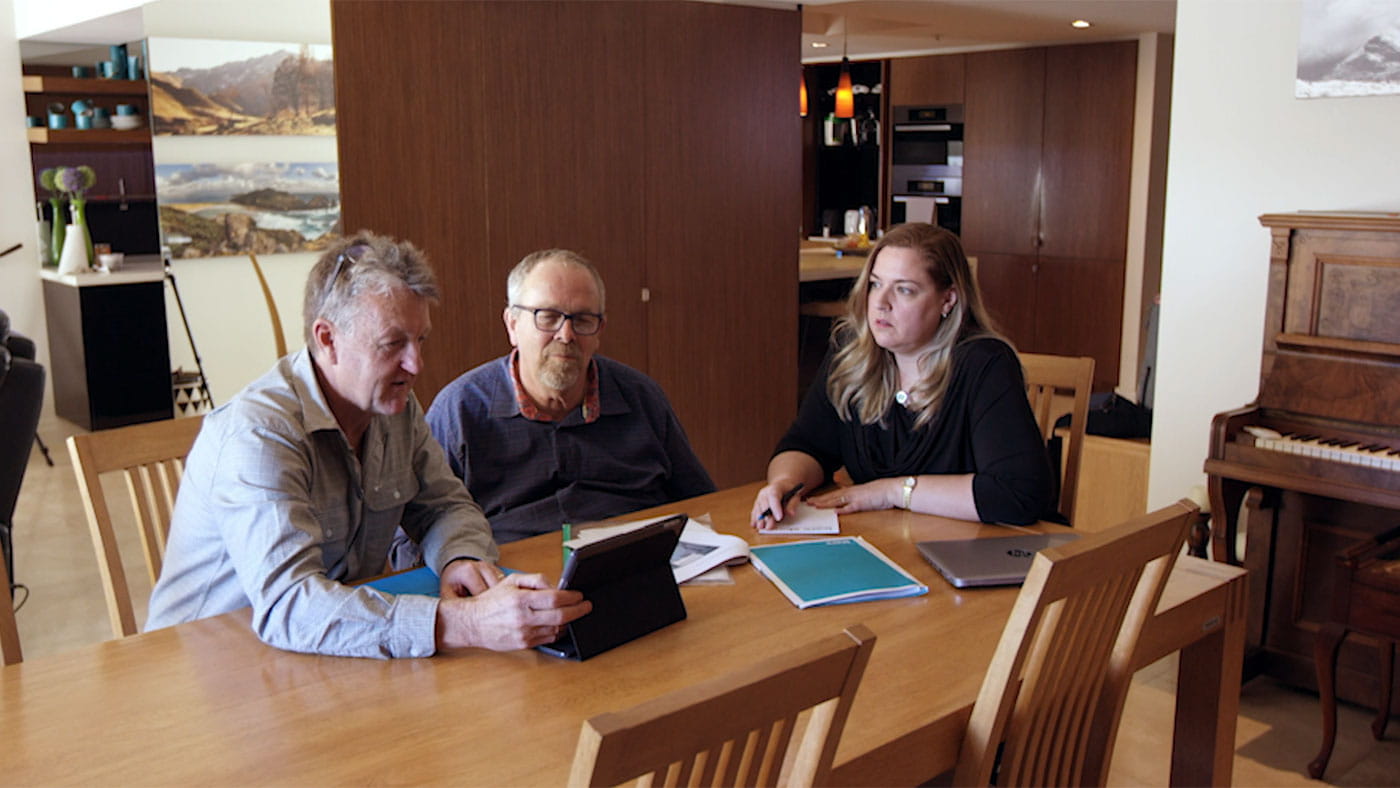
left=146, top=349, right=498, bottom=658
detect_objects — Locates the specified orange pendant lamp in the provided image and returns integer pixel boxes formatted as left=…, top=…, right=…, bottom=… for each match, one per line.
left=800, top=68, right=808, bottom=117
left=834, top=20, right=854, bottom=119
left=835, top=59, right=854, bottom=118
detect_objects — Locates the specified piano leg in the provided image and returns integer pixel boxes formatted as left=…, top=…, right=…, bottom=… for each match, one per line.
left=1241, top=487, right=1278, bottom=658
left=1375, top=639, right=1395, bottom=740
left=1309, top=621, right=1348, bottom=780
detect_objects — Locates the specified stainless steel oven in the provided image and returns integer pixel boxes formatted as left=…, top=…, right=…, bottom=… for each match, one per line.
left=891, top=105, right=963, bottom=234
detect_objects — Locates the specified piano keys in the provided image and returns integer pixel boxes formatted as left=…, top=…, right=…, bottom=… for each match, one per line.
left=1205, top=211, right=1400, bottom=715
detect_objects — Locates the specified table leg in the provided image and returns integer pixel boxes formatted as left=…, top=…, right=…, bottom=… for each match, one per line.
left=1170, top=579, right=1246, bottom=786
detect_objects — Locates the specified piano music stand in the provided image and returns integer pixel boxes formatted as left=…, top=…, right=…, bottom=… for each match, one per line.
left=1308, top=528, right=1400, bottom=779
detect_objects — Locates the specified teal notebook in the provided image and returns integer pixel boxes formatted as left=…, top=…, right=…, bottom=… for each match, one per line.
left=364, top=566, right=441, bottom=596
left=362, top=565, right=519, bottom=597
left=749, top=536, right=927, bottom=609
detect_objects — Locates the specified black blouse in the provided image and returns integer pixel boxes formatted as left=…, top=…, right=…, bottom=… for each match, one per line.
left=774, top=337, right=1055, bottom=525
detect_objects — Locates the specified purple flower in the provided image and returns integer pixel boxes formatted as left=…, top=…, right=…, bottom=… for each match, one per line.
left=55, top=165, right=97, bottom=198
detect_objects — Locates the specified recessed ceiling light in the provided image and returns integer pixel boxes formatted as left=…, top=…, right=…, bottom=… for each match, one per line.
left=1071, top=19, right=1092, bottom=29
left=811, top=41, right=829, bottom=48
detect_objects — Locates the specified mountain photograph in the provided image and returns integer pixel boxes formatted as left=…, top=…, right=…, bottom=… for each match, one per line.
left=148, top=38, right=335, bottom=135
left=1296, top=0, right=1400, bottom=97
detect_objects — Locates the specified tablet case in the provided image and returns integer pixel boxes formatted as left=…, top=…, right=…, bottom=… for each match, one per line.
left=539, top=514, right=687, bottom=660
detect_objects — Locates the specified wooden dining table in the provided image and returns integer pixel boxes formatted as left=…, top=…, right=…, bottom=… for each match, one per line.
left=0, top=483, right=1245, bottom=786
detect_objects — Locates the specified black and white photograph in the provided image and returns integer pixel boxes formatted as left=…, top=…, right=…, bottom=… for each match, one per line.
left=1297, top=0, right=1400, bottom=97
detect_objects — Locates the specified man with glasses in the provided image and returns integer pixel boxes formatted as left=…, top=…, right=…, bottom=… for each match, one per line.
left=147, top=232, right=590, bottom=658
left=392, top=249, right=713, bottom=565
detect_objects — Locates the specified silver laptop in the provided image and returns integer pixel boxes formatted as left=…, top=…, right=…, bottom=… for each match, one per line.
left=916, top=533, right=1080, bottom=588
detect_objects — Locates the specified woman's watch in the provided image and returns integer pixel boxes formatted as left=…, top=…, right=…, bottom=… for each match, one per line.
left=901, top=476, right=918, bottom=509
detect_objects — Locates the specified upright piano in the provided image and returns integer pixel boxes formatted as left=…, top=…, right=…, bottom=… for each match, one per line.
left=1205, top=211, right=1400, bottom=711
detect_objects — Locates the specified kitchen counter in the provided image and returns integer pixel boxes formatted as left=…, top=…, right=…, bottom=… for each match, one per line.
left=38, top=256, right=164, bottom=287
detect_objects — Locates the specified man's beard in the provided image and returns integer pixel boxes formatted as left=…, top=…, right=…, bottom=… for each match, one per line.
left=539, top=348, right=583, bottom=391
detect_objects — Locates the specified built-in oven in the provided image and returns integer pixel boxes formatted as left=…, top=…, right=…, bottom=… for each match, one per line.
left=890, top=105, right=963, bottom=235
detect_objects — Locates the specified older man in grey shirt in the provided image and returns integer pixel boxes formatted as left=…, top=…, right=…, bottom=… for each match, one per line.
left=146, top=232, right=589, bottom=658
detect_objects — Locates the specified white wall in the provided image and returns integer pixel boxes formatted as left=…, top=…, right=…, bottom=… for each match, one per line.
left=1148, top=0, right=1400, bottom=508
left=0, top=0, right=47, bottom=361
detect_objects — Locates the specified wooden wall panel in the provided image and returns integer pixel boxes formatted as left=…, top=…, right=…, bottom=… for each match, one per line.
left=1040, top=41, right=1137, bottom=261
left=334, top=1, right=798, bottom=486
left=642, top=3, right=800, bottom=487
left=333, top=0, right=493, bottom=400
left=477, top=2, right=649, bottom=375
left=960, top=48, right=1044, bottom=257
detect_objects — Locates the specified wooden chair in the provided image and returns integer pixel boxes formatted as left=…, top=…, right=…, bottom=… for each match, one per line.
left=1, top=547, right=20, bottom=665
left=249, top=252, right=288, bottom=359
left=954, top=499, right=1197, bottom=787
left=1019, top=353, right=1095, bottom=524
left=568, top=624, right=876, bottom=788
left=67, top=416, right=204, bottom=638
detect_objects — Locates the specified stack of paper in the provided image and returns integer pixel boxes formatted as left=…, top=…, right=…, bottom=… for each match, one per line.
left=750, top=536, right=927, bottom=609
left=565, top=515, right=750, bottom=584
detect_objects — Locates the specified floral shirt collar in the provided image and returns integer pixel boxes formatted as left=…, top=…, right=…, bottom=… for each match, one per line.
left=508, top=349, right=601, bottom=424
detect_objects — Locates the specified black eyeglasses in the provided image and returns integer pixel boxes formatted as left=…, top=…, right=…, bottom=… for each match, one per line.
left=328, top=243, right=368, bottom=288
left=510, top=305, right=604, bottom=336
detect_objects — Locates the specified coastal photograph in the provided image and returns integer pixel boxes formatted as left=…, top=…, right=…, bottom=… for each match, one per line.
left=156, top=162, right=341, bottom=257
left=148, top=37, right=335, bottom=135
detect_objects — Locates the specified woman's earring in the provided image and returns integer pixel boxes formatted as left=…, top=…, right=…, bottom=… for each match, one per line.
left=941, top=305, right=951, bottom=318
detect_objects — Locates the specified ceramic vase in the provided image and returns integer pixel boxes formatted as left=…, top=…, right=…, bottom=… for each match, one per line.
left=71, top=199, right=94, bottom=264
left=36, top=202, right=52, bottom=267
left=48, top=198, right=66, bottom=267
left=57, top=223, right=90, bottom=274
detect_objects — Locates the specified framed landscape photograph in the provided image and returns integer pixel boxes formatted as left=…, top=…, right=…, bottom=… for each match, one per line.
left=156, top=162, right=340, bottom=258
left=148, top=37, right=335, bottom=135
left=1297, top=0, right=1400, bottom=98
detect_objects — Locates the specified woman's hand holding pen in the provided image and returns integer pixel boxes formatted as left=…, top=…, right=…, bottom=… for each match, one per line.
left=750, top=479, right=805, bottom=529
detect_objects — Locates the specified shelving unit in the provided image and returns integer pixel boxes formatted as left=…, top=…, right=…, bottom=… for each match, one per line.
left=22, top=75, right=148, bottom=96
left=26, top=128, right=150, bottom=144
left=24, top=74, right=151, bottom=146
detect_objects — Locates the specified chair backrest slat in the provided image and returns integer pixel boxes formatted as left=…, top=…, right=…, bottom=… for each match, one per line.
left=956, top=500, right=1196, bottom=787
left=569, top=625, right=875, bottom=788
left=1019, top=353, right=1095, bottom=524
left=67, top=416, right=204, bottom=639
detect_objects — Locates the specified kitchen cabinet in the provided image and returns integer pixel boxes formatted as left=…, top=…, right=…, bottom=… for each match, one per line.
left=960, top=42, right=1136, bottom=390
left=41, top=263, right=173, bottom=430
left=886, top=53, right=965, bottom=107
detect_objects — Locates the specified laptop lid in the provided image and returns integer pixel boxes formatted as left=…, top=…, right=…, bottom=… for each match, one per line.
left=916, top=533, right=1080, bottom=589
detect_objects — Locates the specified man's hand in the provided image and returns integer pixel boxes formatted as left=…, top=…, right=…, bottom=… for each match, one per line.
left=435, top=573, right=591, bottom=652
left=439, top=558, right=505, bottom=599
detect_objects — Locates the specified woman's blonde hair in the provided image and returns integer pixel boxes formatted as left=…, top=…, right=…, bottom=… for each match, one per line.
left=827, top=223, right=1006, bottom=429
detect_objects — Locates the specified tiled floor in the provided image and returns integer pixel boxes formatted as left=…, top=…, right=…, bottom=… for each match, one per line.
left=7, top=412, right=1399, bottom=785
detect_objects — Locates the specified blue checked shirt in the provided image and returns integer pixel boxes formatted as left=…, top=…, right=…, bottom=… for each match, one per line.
left=145, top=349, right=498, bottom=658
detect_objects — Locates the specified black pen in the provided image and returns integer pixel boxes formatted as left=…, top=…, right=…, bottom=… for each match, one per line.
left=758, top=482, right=805, bottom=521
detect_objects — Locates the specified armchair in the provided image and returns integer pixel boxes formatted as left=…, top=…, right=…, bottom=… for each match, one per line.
left=1, top=312, right=47, bottom=592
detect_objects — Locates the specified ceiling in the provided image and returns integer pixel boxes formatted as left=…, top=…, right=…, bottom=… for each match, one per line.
left=17, top=1, right=1178, bottom=65
left=798, top=0, right=1176, bottom=61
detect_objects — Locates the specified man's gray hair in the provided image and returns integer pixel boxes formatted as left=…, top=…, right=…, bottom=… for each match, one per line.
left=303, top=230, right=439, bottom=346
left=506, top=249, right=607, bottom=313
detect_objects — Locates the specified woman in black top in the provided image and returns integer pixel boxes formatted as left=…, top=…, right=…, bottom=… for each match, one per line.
left=751, top=223, right=1054, bottom=527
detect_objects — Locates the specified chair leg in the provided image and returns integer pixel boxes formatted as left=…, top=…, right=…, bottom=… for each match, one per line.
left=1309, top=622, right=1348, bottom=779
left=33, top=432, right=55, bottom=467
left=1375, top=639, right=1395, bottom=741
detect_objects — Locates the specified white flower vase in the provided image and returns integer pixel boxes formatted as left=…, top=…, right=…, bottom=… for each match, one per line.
left=57, top=222, right=91, bottom=274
